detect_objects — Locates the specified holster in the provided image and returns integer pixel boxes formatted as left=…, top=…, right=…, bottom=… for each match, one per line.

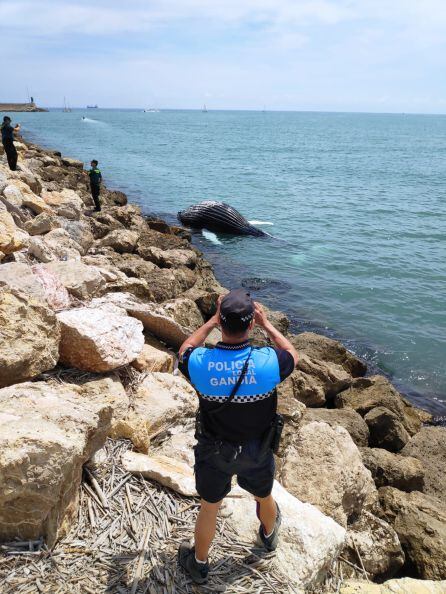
left=259, top=413, right=284, bottom=456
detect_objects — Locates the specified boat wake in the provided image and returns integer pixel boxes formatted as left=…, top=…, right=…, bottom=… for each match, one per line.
left=81, top=117, right=102, bottom=124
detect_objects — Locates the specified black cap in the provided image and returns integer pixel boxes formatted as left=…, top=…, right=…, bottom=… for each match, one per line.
left=3, top=116, right=11, bottom=122
left=220, top=289, right=254, bottom=324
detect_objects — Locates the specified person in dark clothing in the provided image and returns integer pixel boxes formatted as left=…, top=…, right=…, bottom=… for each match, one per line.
left=88, top=159, right=102, bottom=211
left=1, top=116, right=20, bottom=171
left=177, top=289, right=298, bottom=584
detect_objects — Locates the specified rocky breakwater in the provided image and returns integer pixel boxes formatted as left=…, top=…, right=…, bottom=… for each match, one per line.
left=0, top=139, right=445, bottom=592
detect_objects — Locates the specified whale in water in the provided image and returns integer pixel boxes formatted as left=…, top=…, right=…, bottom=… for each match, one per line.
left=178, top=201, right=266, bottom=237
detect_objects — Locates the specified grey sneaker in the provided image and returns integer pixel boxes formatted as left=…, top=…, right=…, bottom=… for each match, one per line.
left=178, top=542, right=209, bottom=584
left=258, top=503, right=282, bottom=551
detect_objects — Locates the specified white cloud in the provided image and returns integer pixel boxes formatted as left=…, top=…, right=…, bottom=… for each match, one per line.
left=1, top=0, right=446, bottom=112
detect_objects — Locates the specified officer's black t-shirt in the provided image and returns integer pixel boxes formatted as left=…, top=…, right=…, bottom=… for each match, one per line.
left=179, top=342, right=295, bottom=443
left=89, top=168, right=102, bottom=185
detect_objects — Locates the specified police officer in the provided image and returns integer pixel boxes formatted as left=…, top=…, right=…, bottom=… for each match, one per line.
left=178, top=289, right=298, bottom=583
left=1, top=116, right=20, bottom=171
left=88, top=159, right=102, bottom=211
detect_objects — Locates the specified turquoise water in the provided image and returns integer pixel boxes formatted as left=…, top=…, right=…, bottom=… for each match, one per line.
left=10, top=109, right=446, bottom=413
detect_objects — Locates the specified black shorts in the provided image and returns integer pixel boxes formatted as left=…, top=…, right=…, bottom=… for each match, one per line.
left=194, top=437, right=275, bottom=503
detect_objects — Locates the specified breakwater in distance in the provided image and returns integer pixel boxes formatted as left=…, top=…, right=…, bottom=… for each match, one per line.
left=0, top=102, right=47, bottom=112
left=11, top=109, right=446, bottom=415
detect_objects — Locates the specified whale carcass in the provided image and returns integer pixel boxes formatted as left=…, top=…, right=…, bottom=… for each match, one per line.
left=178, top=201, right=265, bottom=237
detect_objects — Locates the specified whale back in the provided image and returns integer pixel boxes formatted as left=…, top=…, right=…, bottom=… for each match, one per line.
left=178, top=201, right=265, bottom=237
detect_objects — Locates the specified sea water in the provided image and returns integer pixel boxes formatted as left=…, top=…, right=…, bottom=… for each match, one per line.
left=12, top=109, right=446, bottom=414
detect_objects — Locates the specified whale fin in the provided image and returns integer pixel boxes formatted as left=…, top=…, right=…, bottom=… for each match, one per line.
left=202, top=229, right=222, bottom=245
left=248, top=220, right=274, bottom=226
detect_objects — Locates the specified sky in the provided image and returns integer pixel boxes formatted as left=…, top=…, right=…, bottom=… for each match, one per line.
left=1, top=0, right=446, bottom=113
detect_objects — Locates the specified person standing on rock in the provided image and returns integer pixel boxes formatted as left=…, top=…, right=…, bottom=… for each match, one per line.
left=88, top=159, right=102, bottom=211
left=1, top=116, right=20, bottom=171
left=177, top=289, right=298, bottom=584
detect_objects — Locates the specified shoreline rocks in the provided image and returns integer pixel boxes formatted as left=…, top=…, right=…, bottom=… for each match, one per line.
left=1, top=137, right=445, bottom=592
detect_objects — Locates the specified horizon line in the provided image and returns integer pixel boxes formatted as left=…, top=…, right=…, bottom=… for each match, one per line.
left=14, top=106, right=446, bottom=117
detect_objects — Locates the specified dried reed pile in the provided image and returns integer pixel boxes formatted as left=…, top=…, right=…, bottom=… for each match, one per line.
left=1, top=439, right=299, bottom=594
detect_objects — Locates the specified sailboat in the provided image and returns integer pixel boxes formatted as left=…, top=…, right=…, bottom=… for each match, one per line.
left=63, top=97, right=72, bottom=113
left=202, top=104, right=208, bottom=113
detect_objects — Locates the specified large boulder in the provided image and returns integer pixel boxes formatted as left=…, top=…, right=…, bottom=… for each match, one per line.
left=41, top=188, right=84, bottom=220
left=340, top=578, right=446, bottom=593
left=28, top=228, right=83, bottom=262
left=0, top=380, right=113, bottom=546
left=107, top=204, right=147, bottom=231
left=122, top=451, right=196, bottom=496
left=57, top=305, right=144, bottom=372
left=24, top=212, right=61, bottom=236
left=342, top=511, right=404, bottom=580
left=150, top=421, right=196, bottom=466
left=378, top=487, right=446, bottom=580
left=99, top=229, right=139, bottom=253
left=3, top=180, right=49, bottom=214
left=91, top=293, right=204, bottom=349
left=136, top=227, right=190, bottom=257
left=131, top=343, right=175, bottom=373
left=13, top=169, right=42, bottom=195
left=61, top=156, right=84, bottom=169
left=277, top=353, right=351, bottom=407
left=141, top=245, right=197, bottom=268
left=300, top=407, right=369, bottom=447
left=335, top=376, right=422, bottom=437
left=110, top=373, right=197, bottom=452
left=290, top=332, right=367, bottom=377
left=46, top=260, right=107, bottom=300
left=74, top=376, right=130, bottom=432
left=57, top=218, right=94, bottom=254
left=0, top=210, right=29, bottom=255
left=0, top=262, right=71, bottom=311
left=278, top=421, right=377, bottom=527
left=401, top=427, right=446, bottom=503
left=364, top=406, right=410, bottom=452
left=222, top=481, right=346, bottom=591
left=93, top=252, right=157, bottom=279
left=0, top=289, right=60, bottom=388
left=360, top=447, right=424, bottom=491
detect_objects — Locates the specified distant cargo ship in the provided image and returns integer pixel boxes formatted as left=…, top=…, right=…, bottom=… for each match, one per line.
left=87, top=105, right=98, bottom=109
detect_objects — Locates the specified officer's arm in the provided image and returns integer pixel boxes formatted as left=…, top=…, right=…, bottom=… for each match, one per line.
left=179, top=296, right=222, bottom=356
left=179, top=317, right=219, bottom=357
left=254, top=303, right=298, bottom=366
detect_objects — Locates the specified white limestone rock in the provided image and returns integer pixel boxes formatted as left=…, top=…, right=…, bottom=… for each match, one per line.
left=122, top=451, right=197, bottom=496
left=57, top=305, right=144, bottom=372
left=222, top=481, right=346, bottom=591
left=0, top=289, right=60, bottom=388
left=91, top=292, right=204, bottom=349
left=110, top=372, right=197, bottom=452
left=46, top=260, right=107, bottom=300
left=0, top=380, right=114, bottom=546
left=279, top=421, right=377, bottom=527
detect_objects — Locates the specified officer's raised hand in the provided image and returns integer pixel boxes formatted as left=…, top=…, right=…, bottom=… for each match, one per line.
left=254, top=301, right=298, bottom=365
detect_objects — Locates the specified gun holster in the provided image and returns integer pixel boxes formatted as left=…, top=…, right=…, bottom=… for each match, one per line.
left=259, top=413, right=284, bottom=456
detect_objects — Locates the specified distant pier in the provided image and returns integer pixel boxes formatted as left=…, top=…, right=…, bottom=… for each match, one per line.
left=0, top=102, right=48, bottom=113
